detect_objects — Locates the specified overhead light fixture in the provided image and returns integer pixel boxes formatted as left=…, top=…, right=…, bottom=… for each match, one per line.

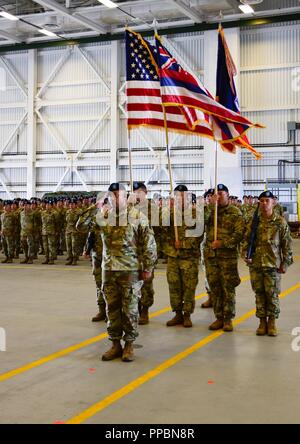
left=0, top=11, right=19, bottom=21
left=38, top=28, right=57, bottom=37
left=98, top=0, right=118, bottom=8
left=239, top=4, right=255, bottom=13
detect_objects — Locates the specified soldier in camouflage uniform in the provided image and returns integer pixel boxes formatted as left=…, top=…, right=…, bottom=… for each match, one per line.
left=77, top=200, right=106, bottom=322
left=11, top=200, right=21, bottom=259
left=20, top=200, right=35, bottom=264
left=0, top=201, right=16, bottom=263
left=96, top=183, right=157, bottom=362
left=161, top=184, right=204, bottom=328
left=0, top=199, right=3, bottom=253
left=31, top=200, right=42, bottom=258
left=201, top=188, right=214, bottom=309
left=41, top=201, right=57, bottom=265
left=65, top=199, right=82, bottom=266
left=204, top=184, right=244, bottom=332
left=132, top=181, right=159, bottom=325
left=243, top=191, right=293, bottom=336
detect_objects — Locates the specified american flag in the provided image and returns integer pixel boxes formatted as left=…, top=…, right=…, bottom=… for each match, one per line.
left=125, top=29, right=213, bottom=138
left=155, top=34, right=263, bottom=159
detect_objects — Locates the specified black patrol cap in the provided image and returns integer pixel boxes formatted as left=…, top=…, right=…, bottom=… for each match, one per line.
left=133, top=181, right=147, bottom=191
left=108, top=182, right=126, bottom=192
left=174, top=184, right=188, bottom=192
left=259, top=191, right=275, bottom=199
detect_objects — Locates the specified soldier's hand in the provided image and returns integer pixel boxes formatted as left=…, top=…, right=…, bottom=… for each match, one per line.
left=277, top=264, right=286, bottom=274
left=83, top=251, right=90, bottom=260
left=244, top=257, right=253, bottom=265
left=142, top=271, right=152, bottom=281
left=212, top=240, right=222, bottom=249
left=175, top=240, right=181, bottom=249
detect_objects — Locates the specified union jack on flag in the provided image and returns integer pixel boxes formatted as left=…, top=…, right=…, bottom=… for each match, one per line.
left=125, top=29, right=213, bottom=138
left=155, top=33, right=263, bottom=159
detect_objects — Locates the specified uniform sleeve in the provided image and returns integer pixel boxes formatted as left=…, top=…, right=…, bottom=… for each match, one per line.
left=221, top=209, right=245, bottom=250
left=280, top=220, right=293, bottom=268
left=138, top=217, right=157, bottom=271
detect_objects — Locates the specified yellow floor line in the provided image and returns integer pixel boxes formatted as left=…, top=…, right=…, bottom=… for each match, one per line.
left=66, top=281, right=300, bottom=425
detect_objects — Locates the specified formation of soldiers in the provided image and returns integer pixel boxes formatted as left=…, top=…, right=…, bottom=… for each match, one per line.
left=0, top=185, right=293, bottom=362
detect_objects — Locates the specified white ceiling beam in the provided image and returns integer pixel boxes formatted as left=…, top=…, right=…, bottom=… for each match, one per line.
left=168, top=0, right=204, bottom=23
left=0, top=29, right=23, bottom=44
left=31, top=0, right=108, bottom=34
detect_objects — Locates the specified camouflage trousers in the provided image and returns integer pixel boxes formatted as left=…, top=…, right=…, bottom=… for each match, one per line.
left=102, top=271, right=141, bottom=343
left=205, top=255, right=240, bottom=320
left=21, top=233, right=35, bottom=259
left=249, top=266, right=281, bottom=319
left=42, top=235, right=56, bottom=260
left=66, top=232, right=80, bottom=260
left=141, top=272, right=155, bottom=308
left=2, top=235, right=15, bottom=259
left=91, top=251, right=105, bottom=309
left=167, top=256, right=199, bottom=314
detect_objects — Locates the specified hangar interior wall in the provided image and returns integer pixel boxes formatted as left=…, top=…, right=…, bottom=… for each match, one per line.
left=0, top=20, right=299, bottom=214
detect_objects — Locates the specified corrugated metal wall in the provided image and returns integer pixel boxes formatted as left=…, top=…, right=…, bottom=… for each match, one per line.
left=0, top=23, right=299, bottom=203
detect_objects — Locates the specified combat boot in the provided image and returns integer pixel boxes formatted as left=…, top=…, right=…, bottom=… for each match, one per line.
left=102, top=340, right=123, bottom=361
left=6, top=257, right=13, bottom=263
left=201, top=296, right=213, bottom=309
left=20, top=258, right=29, bottom=264
left=267, top=317, right=278, bottom=337
left=183, top=313, right=193, bottom=328
left=139, top=307, right=149, bottom=325
left=223, top=319, right=233, bottom=332
left=1, top=257, right=8, bottom=263
left=256, top=318, right=267, bottom=336
left=42, top=257, right=49, bottom=264
left=122, top=342, right=134, bottom=362
left=209, top=318, right=224, bottom=330
left=27, top=257, right=33, bottom=264
left=166, top=311, right=184, bottom=326
left=72, top=259, right=77, bottom=266
left=92, top=308, right=106, bottom=322
left=48, top=259, right=54, bottom=265
left=65, top=258, right=73, bottom=265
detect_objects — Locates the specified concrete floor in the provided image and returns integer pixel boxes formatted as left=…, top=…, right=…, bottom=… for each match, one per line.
left=0, top=242, right=300, bottom=424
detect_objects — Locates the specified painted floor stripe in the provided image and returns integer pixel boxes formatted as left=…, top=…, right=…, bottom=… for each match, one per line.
left=66, top=282, right=300, bottom=425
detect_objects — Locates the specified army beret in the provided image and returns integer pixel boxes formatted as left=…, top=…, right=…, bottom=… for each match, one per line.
left=259, top=191, right=275, bottom=199
left=174, top=184, right=188, bottom=192
left=108, top=182, right=126, bottom=192
left=4, top=200, right=12, bottom=205
left=217, top=184, right=229, bottom=193
left=133, top=181, right=147, bottom=191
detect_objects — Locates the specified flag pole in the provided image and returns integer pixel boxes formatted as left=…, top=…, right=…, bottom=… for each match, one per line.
left=214, top=141, right=218, bottom=241
left=162, top=104, right=179, bottom=246
left=128, top=130, right=134, bottom=193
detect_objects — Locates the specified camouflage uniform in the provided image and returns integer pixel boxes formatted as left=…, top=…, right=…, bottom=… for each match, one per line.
left=12, top=208, right=21, bottom=258
left=41, top=208, right=57, bottom=262
left=244, top=213, right=293, bottom=319
left=204, top=205, right=244, bottom=321
left=0, top=210, right=15, bottom=261
left=161, top=205, right=203, bottom=315
left=77, top=205, right=105, bottom=314
left=96, top=206, right=157, bottom=343
left=20, top=209, right=35, bottom=261
left=65, top=208, right=82, bottom=263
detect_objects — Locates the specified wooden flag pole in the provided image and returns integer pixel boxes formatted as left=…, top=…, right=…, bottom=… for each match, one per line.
left=128, top=130, right=134, bottom=194
left=214, top=141, right=219, bottom=241
left=162, top=104, right=179, bottom=246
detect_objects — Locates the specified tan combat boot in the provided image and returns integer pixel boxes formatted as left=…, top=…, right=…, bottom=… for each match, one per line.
left=65, top=258, right=73, bottom=265
left=166, top=311, right=184, bottom=326
left=102, top=340, right=123, bottom=361
left=201, top=296, right=213, bottom=309
left=1, top=257, right=9, bottom=264
left=183, top=313, right=193, bottom=328
left=256, top=318, right=267, bottom=336
left=42, top=257, right=49, bottom=264
left=48, top=259, right=54, bottom=265
left=139, top=307, right=149, bottom=325
left=92, top=308, right=106, bottom=322
left=20, top=258, right=29, bottom=264
left=223, top=319, right=233, bottom=332
left=6, top=257, right=13, bottom=263
left=27, top=257, right=33, bottom=264
left=209, top=318, right=224, bottom=330
left=267, top=317, right=278, bottom=337
left=122, top=342, right=134, bottom=362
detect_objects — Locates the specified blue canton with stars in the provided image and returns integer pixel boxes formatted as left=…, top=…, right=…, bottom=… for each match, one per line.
left=126, top=30, right=159, bottom=82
